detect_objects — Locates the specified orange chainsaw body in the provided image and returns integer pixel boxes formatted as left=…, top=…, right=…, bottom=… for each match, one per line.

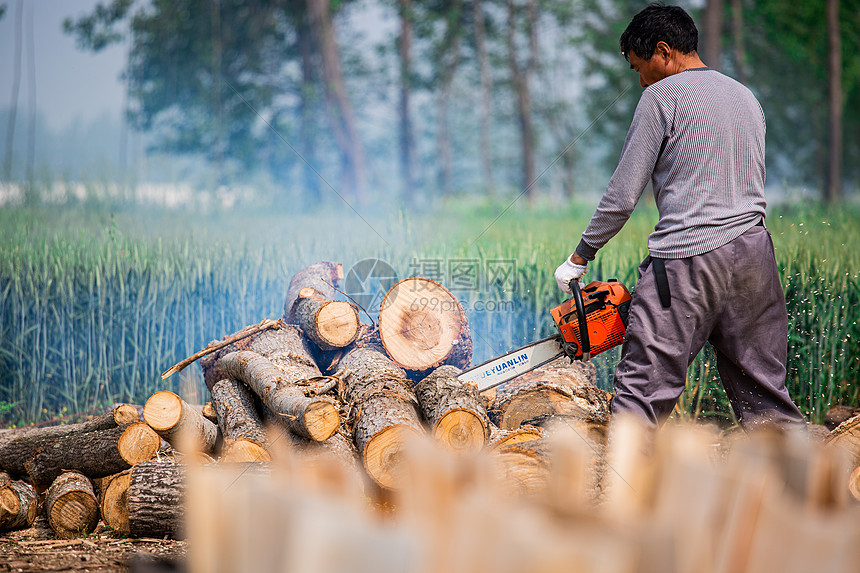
left=550, top=280, right=632, bottom=359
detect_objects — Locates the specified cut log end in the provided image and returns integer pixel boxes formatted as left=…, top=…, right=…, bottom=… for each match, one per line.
left=143, top=391, right=184, bottom=432
left=364, top=425, right=422, bottom=489
left=378, top=278, right=465, bottom=371
left=304, top=400, right=341, bottom=442
left=118, top=422, right=162, bottom=466
left=433, top=409, right=486, bottom=452
left=113, top=404, right=142, bottom=426
left=316, top=301, right=360, bottom=347
left=101, top=471, right=132, bottom=534
left=46, top=472, right=99, bottom=539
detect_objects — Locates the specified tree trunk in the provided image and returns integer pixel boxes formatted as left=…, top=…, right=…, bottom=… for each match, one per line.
left=0, top=479, right=38, bottom=531
left=45, top=472, right=99, bottom=539
left=435, top=1, right=463, bottom=197
left=25, top=1, right=36, bottom=189
left=825, top=0, right=842, bottom=203
left=128, top=459, right=185, bottom=540
left=24, top=422, right=160, bottom=489
left=413, top=365, right=489, bottom=452
left=298, top=18, right=323, bottom=205
left=399, top=0, right=415, bottom=203
left=0, top=406, right=149, bottom=480
left=100, top=470, right=132, bottom=535
left=306, top=0, right=367, bottom=202
left=338, top=343, right=424, bottom=489
left=143, top=390, right=219, bottom=454
left=210, top=0, right=224, bottom=183
left=283, top=261, right=344, bottom=320
left=506, top=0, right=538, bottom=202
left=220, top=350, right=339, bottom=441
left=486, top=360, right=609, bottom=430
left=730, top=0, right=746, bottom=84
left=291, top=289, right=359, bottom=351
left=704, top=0, right=724, bottom=70
left=377, top=277, right=472, bottom=372
left=473, top=0, right=495, bottom=196
left=3, top=0, right=23, bottom=180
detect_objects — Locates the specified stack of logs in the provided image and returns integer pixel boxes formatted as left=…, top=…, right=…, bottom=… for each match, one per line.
left=0, top=261, right=613, bottom=540
left=2, top=260, right=859, bottom=544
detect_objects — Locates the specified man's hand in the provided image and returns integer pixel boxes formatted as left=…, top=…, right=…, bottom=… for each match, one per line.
left=554, top=255, right=588, bottom=293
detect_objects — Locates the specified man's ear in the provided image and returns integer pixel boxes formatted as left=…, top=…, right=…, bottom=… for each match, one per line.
left=655, top=41, right=672, bottom=62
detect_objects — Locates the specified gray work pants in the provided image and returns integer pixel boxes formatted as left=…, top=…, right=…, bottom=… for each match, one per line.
left=611, top=223, right=806, bottom=429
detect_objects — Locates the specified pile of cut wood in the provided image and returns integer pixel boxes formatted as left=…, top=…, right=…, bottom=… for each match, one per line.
left=0, top=261, right=613, bottom=540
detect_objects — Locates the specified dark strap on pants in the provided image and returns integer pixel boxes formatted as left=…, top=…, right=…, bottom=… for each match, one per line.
left=652, top=258, right=671, bottom=308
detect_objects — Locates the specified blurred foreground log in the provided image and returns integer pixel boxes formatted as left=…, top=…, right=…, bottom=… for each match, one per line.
left=825, top=414, right=860, bottom=468
left=378, top=278, right=472, bottom=372
left=45, top=471, right=99, bottom=539
left=414, top=365, right=489, bottom=452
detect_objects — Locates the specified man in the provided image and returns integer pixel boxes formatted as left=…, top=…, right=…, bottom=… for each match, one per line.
left=554, top=3, right=805, bottom=429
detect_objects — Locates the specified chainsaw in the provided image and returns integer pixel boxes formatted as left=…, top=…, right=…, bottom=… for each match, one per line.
left=458, top=279, right=632, bottom=392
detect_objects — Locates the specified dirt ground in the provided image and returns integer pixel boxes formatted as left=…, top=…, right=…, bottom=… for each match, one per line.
left=0, top=518, right=186, bottom=573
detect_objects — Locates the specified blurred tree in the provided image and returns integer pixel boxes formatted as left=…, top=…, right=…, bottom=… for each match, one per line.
left=506, top=0, right=538, bottom=202
left=702, top=0, right=724, bottom=70
left=744, top=0, right=859, bottom=197
left=3, top=0, right=22, bottom=181
left=398, top=0, right=416, bottom=203
left=65, top=0, right=368, bottom=203
left=472, top=0, right=495, bottom=196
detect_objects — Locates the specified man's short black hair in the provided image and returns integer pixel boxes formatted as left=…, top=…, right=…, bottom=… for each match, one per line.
left=619, top=3, right=698, bottom=61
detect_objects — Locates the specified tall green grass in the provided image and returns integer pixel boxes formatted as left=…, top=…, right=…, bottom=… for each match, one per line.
left=1, top=200, right=857, bottom=427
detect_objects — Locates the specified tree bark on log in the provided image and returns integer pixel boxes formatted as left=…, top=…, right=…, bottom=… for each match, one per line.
left=414, top=365, right=489, bottom=452
left=45, top=472, right=99, bottom=539
left=378, top=278, right=472, bottom=372
left=487, top=360, right=610, bottom=430
left=339, top=342, right=424, bottom=489
left=487, top=425, right=546, bottom=453
left=283, top=261, right=344, bottom=319
left=100, top=470, right=131, bottom=535
left=291, top=291, right=360, bottom=351
left=144, top=390, right=219, bottom=454
left=211, top=378, right=268, bottom=447
left=0, top=406, right=144, bottom=479
left=128, top=459, right=186, bottom=540
left=24, top=422, right=159, bottom=490
left=0, top=479, right=38, bottom=531
left=220, top=350, right=339, bottom=442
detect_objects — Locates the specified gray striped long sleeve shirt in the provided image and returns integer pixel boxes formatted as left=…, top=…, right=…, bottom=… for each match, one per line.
left=576, top=68, right=767, bottom=261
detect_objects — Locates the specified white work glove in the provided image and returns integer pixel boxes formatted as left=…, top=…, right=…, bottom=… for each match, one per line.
left=554, top=256, right=588, bottom=293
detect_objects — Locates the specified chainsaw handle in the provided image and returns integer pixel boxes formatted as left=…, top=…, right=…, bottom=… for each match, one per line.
left=568, top=280, right=591, bottom=359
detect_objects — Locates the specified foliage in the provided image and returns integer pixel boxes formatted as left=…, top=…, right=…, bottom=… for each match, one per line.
left=1, top=199, right=858, bottom=428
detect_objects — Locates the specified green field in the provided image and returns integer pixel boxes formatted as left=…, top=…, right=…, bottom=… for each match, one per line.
left=1, top=198, right=858, bottom=427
